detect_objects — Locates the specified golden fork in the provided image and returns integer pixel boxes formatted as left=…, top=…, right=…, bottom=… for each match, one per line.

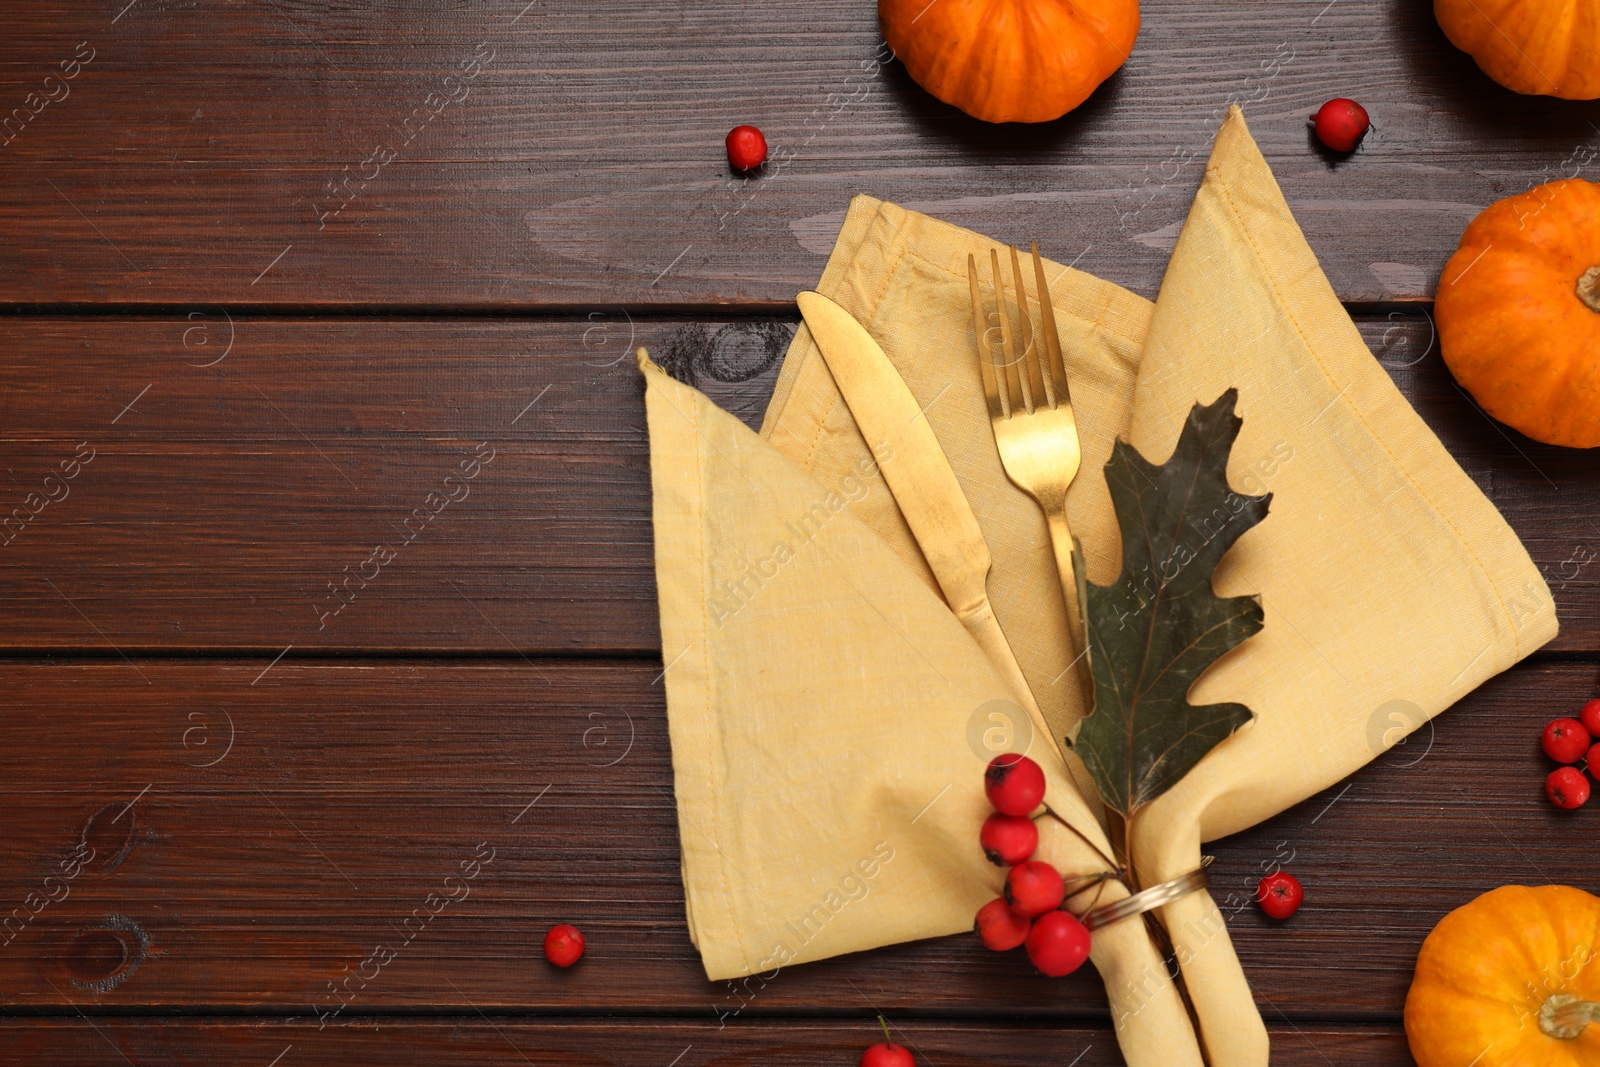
left=968, top=243, right=1087, bottom=667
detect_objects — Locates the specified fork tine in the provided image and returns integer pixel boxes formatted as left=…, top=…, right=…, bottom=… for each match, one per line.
left=990, top=248, right=1028, bottom=416
left=1009, top=244, right=1052, bottom=411
left=1031, top=241, right=1071, bottom=404
left=979, top=249, right=1004, bottom=415
left=968, top=253, right=1006, bottom=420
left=1008, top=245, right=1035, bottom=376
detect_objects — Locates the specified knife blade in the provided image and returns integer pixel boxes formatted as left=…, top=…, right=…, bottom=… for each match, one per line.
left=796, top=291, right=1054, bottom=748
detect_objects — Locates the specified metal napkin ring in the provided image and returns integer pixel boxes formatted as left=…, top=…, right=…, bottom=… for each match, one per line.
left=1081, top=857, right=1213, bottom=932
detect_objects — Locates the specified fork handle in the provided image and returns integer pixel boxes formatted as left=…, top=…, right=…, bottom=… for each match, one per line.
left=1044, top=507, right=1089, bottom=675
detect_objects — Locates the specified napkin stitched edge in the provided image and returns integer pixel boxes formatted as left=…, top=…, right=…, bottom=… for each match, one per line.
left=1197, top=106, right=1558, bottom=665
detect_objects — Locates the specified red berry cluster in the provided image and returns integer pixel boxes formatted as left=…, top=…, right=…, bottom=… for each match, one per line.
left=1541, top=701, right=1600, bottom=809
left=973, top=754, right=1092, bottom=978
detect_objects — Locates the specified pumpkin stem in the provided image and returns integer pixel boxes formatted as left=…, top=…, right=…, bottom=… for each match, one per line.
left=1539, top=994, right=1600, bottom=1039
left=1578, top=267, right=1600, bottom=314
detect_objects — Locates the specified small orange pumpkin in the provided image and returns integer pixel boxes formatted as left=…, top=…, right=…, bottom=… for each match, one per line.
left=878, top=0, right=1139, bottom=124
left=1437, top=178, right=1600, bottom=448
left=1406, top=885, right=1600, bottom=1067
left=1435, top=0, right=1600, bottom=99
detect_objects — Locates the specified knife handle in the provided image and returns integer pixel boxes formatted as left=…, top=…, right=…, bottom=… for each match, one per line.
left=962, top=594, right=1107, bottom=830
left=957, top=599, right=1065, bottom=767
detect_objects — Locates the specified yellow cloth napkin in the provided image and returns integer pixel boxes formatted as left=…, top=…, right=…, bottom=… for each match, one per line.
left=643, top=107, right=1557, bottom=1066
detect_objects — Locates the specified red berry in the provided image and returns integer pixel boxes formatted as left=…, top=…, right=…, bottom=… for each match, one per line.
left=1542, top=718, right=1592, bottom=763
left=1310, top=98, right=1370, bottom=153
left=1004, top=861, right=1065, bottom=918
left=861, top=1044, right=913, bottom=1067
left=1024, top=911, right=1092, bottom=977
left=543, top=924, right=585, bottom=967
left=979, top=812, right=1038, bottom=866
left=1581, top=699, right=1600, bottom=738
left=1547, top=766, right=1591, bottom=809
left=973, top=897, right=1031, bottom=951
left=861, top=1017, right=914, bottom=1067
left=985, top=753, right=1046, bottom=816
left=1256, top=871, right=1304, bottom=920
left=725, top=125, right=767, bottom=172
left=1589, top=743, right=1600, bottom=779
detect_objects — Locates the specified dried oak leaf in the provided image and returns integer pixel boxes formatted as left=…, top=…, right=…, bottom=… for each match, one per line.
left=1071, top=389, right=1270, bottom=818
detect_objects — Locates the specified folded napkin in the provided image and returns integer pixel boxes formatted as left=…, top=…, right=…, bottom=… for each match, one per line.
left=643, top=106, right=1557, bottom=1066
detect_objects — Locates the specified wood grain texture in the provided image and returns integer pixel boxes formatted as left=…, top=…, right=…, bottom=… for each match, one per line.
left=0, top=1019, right=1414, bottom=1066
left=0, top=659, right=1590, bottom=1023
left=0, top=0, right=1596, bottom=305
left=3, top=1, right=1595, bottom=1057
left=0, top=317, right=787, bottom=652
left=0, top=317, right=1595, bottom=651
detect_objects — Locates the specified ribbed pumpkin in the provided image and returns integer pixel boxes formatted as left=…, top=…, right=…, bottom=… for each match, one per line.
left=878, top=0, right=1139, bottom=124
left=1437, top=178, right=1600, bottom=448
left=1435, top=0, right=1600, bottom=99
left=1406, top=885, right=1600, bottom=1067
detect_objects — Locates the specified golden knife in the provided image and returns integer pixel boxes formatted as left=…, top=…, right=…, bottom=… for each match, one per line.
left=797, top=291, right=1059, bottom=763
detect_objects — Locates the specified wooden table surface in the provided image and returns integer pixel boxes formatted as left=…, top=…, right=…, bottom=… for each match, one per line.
left=3, top=2, right=1598, bottom=1063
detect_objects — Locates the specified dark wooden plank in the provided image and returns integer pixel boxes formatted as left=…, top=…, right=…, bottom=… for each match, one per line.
left=1, top=0, right=1595, bottom=305
left=0, top=658, right=1590, bottom=1020
left=0, top=316, right=1596, bottom=652
left=0, top=1019, right=1415, bottom=1067
left=0, top=317, right=787, bottom=652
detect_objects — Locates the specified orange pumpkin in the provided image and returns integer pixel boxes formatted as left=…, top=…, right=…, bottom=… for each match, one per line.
left=1406, top=885, right=1600, bottom=1067
left=878, top=0, right=1139, bottom=124
left=1437, top=178, right=1600, bottom=448
left=1435, top=0, right=1600, bottom=99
